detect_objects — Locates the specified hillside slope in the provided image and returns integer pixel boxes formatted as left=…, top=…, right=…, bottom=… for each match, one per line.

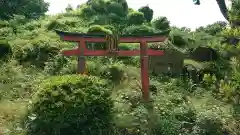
left=0, top=1, right=240, bottom=135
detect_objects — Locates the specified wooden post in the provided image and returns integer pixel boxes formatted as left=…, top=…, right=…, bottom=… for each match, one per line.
left=77, top=41, right=86, bottom=74
left=140, top=40, right=150, bottom=102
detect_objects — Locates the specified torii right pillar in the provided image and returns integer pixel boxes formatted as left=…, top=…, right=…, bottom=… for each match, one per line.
left=140, top=40, right=150, bottom=101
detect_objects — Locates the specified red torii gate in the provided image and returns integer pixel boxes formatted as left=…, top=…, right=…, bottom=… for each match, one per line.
left=55, top=30, right=166, bottom=101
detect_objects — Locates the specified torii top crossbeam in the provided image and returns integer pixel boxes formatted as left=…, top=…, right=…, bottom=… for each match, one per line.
left=55, top=30, right=167, bottom=102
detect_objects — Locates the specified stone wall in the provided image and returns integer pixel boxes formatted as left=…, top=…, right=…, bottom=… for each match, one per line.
left=149, top=50, right=184, bottom=75
left=190, top=47, right=218, bottom=62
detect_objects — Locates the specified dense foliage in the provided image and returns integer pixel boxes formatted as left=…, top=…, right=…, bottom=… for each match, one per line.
left=24, top=75, right=113, bottom=135
left=0, top=0, right=49, bottom=20
left=138, top=5, right=154, bottom=22
left=0, top=0, right=240, bottom=135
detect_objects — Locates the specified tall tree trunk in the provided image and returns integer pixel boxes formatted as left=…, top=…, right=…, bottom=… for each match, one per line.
left=215, top=0, right=229, bottom=21
left=216, top=0, right=240, bottom=27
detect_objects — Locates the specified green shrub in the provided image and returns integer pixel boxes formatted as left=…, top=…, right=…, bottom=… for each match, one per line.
left=22, top=43, right=58, bottom=67
left=169, top=31, right=188, bottom=47
left=90, top=15, right=110, bottom=25
left=64, top=19, right=80, bottom=28
left=0, top=20, right=9, bottom=28
left=0, top=40, right=12, bottom=60
left=58, top=60, right=77, bottom=74
left=102, top=25, right=116, bottom=32
left=127, top=11, right=145, bottom=25
left=24, top=75, right=114, bottom=135
left=0, top=60, right=43, bottom=100
left=172, top=105, right=197, bottom=132
left=101, top=61, right=125, bottom=83
left=173, top=105, right=197, bottom=123
left=0, top=27, right=14, bottom=37
left=138, top=5, right=154, bottom=22
left=65, top=4, right=73, bottom=12
left=153, top=116, right=182, bottom=135
left=202, top=74, right=217, bottom=89
left=128, top=8, right=135, bottom=13
left=87, top=25, right=112, bottom=34
left=24, top=21, right=41, bottom=31
left=0, top=60, right=22, bottom=84
left=114, top=105, right=149, bottom=135
left=105, top=1, right=128, bottom=17
left=193, top=112, right=225, bottom=135
left=108, top=13, right=127, bottom=24
left=90, top=0, right=107, bottom=14
left=46, top=20, right=68, bottom=31
left=8, top=15, right=28, bottom=26
left=86, top=60, right=103, bottom=76
left=123, top=25, right=155, bottom=35
left=44, top=54, right=70, bottom=75
left=151, top=16, right=170, bottom=31
left=80, top=4, right=96, bottom=17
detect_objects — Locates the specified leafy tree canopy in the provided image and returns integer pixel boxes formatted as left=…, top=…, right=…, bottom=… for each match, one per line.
left=0, top=0, right=49, bottom=20
left=138, top=5, right=154, bottom=22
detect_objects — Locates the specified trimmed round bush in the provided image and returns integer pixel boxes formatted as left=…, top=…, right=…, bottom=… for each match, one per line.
left=169, top=29, right=188, bottom=47
left=107, top=65, right=124, bottom=83
left=151, top=16, right=170, bottom=31
left=105, top=1, right=128, bottom=17
left=90, top=0, right=106, bottom=14
left=87, top=25, right=112, bottom=34
left=123, top=25, right=155, bottom=35
left=127, top=11, right=145, bottom=25
left=138, top=5, right=154, bottom=22
left=24, top=75, right=114, bottom=135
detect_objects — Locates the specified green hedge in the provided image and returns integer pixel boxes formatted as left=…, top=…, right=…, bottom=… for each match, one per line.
left=24, top=75, right=114, bottom=135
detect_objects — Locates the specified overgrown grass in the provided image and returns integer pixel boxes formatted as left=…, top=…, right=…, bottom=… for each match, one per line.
left=0, top=58, right=239, bottom=135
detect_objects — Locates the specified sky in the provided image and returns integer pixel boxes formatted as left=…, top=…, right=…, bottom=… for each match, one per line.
left=44, top=0, right=231, bottom=30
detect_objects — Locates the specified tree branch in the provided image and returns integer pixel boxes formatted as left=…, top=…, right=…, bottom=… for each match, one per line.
left=216, top=0, right=229, bottom=21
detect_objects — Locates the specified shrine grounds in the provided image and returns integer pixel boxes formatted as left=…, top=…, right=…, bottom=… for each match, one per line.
left=0, top=1, right=240, bottom=135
